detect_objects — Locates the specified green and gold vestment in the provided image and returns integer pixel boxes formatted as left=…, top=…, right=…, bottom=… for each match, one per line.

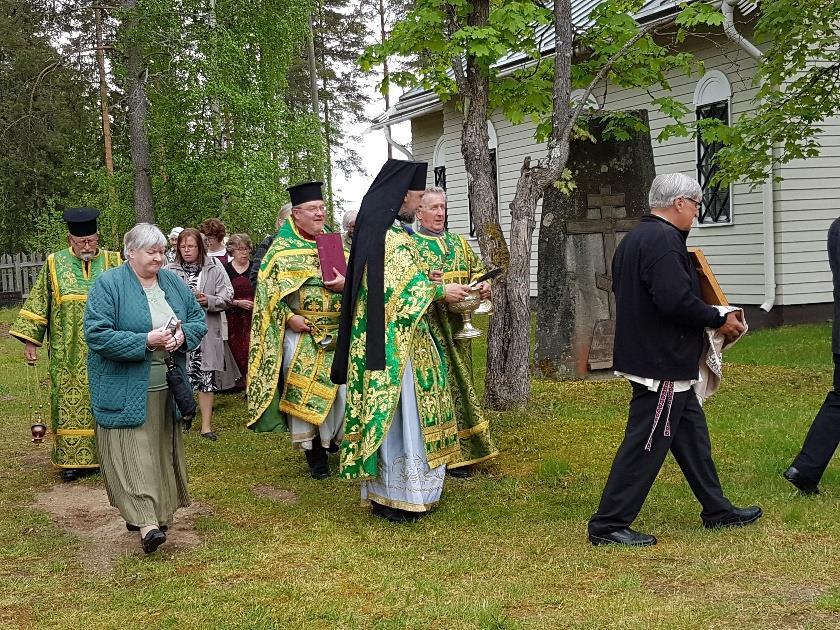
left=247, top=218, right=344, bottom=431
left=414, top=231, right=498, bottom=468
left=340, top=225, right=460, bottom=479
left=10, top=248, right=122, bottom=469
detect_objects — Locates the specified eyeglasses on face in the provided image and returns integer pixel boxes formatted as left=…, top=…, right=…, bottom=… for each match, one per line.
left=70, top=235, right=99, bottom=246
left=296, top=203, right=326, bottom=215
left=681, top=196, right=702, bottom=207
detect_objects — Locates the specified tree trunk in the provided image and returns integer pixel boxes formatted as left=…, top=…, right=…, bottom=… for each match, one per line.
left=208, top=0, right=223, bottom=152
left=123, top=0, right=154, bottom=223
left=318, top=6, right=334, bottom=221
left=94, top=7, right=114, bottom=176
left=455, top=0, right=522, bottom=409
left=483, top=0, right=574, bottom=407
left=323, top=97, right=335, bottom=222
left=307, top=11, right=320, bottom=117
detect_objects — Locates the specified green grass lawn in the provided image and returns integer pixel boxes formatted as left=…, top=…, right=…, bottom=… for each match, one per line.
left=0, top=307, right=837, bottom=629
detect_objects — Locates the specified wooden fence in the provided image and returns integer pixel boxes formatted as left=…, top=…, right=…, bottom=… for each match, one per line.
left=0, top=253, right=46, bottom=302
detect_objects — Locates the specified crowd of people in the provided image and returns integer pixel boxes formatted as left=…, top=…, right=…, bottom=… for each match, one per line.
left=9, top=164, right=838, bottom=555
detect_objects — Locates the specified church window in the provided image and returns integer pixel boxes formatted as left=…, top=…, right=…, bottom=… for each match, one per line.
left=694, top=71, right=733, bottom=225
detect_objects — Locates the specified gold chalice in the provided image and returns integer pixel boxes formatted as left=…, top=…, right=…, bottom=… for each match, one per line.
left=448, top=289, right=483, bottom=340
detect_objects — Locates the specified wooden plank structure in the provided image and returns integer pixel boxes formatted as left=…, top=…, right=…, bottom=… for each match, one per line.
left=587, top=246, right=728, bottom=372
left=567, top=185, right=641, bottom=371
left=0, top=253, right=46, bottom=303
left=688, top=247, right=729, bottom=306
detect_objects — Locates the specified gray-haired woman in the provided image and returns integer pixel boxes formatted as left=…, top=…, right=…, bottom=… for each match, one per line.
left=84, top=223, right=207, bottom=553
left=342, top=210, right=358, bottom=248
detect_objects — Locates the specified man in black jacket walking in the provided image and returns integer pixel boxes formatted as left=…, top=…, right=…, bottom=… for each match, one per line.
left=783, top=218, right=840, bottom=494
left=588, top=172, right=761, bottom=547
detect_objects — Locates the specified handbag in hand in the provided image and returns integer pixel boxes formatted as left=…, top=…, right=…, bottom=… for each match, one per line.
left=164, top=355, right=196, bottom=430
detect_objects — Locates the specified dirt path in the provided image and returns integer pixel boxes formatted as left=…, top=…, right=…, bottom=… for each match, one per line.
left=34, top=484, right=210, bottom=573
left=252, top=484, right=298, bottom=504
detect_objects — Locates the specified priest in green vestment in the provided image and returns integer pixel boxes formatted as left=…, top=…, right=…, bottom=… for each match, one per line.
left=330, top=160, right=472, bottom=522
left=413, top=187, right=498, bottom=475
left=10, top=208, right=122, bottom=480
left=247, top=181, right=347, bottom=479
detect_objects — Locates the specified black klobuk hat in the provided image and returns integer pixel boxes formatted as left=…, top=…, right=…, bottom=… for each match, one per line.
left=408, top=163, right=428, bottom=191
left=288, top=181, right=324, bottom=207
left=62, top=207, right=100, bottom=237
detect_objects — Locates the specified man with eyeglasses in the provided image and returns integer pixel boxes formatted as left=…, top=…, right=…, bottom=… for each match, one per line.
left=587, top=173, right=760, bottom=547
left=10, top=208, right=122, bottom=481
left=247, top=182, right=348, bottom=479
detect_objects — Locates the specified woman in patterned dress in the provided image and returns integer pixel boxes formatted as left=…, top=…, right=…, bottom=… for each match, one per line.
left=166, top=228, right=235, bottom=440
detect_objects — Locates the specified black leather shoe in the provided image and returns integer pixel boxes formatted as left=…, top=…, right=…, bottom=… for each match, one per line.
left=370, top=501, right=419, bottom=523
left=141, top=528, right=166, bottom=554
left=783, top=467, right=820, bottom=495
left=60, top=469, right=81, bottom=481
left=588, top=527, right=657, bottom=547
left=447, top=467, right=472, bottom=478
left=703, top=505, right=763, bottom=529
left=127, top=523, right=168, bottom=533
left=200, top=431, right=218, bottom=441
left=304, top=443, right=330, bottom=479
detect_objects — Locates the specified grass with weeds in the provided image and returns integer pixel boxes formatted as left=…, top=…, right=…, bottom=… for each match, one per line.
left=0, top=308, right=837, bottom=629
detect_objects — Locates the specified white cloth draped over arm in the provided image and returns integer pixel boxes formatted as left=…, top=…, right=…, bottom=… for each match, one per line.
left=694, top=306, right=748, bottom=404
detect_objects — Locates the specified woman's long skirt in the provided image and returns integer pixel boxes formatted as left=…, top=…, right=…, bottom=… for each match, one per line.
left=96, top=390, right=190, bottom=527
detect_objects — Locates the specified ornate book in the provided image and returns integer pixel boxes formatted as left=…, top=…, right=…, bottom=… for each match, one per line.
left=315, top=233, right=346, bottom=282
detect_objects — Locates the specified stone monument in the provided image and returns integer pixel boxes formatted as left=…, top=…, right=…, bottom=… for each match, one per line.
left=535, top=110, right=656, bottom=379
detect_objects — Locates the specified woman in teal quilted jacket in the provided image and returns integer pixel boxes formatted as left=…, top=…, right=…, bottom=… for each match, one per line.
left=84, top=223, right=207, bottom=554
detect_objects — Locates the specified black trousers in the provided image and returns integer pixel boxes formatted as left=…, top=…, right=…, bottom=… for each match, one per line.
left=791, top=353, right=840, bottom=484
left=588, top=382, right=734, bottom=536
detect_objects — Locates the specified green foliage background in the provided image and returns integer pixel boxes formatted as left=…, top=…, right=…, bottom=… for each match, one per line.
left=2, top=0, right=328, bottom=254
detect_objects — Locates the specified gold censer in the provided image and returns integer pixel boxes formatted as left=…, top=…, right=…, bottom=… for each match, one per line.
left=448, top=288, right=483, bottom=340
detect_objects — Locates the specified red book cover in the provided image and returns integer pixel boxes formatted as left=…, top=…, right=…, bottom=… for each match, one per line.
left=315, top=233, right=347, bottom=282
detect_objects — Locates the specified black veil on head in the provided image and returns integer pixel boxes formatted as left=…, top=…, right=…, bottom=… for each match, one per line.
left=330, top=159, right=428, bottom=383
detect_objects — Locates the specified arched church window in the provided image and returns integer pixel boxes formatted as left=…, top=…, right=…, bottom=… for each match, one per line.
left=694, top=70, right=733, bottom=225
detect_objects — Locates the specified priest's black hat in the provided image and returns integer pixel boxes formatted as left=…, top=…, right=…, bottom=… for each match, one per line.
left=62, top=207, right=100, bottom=237
left=331, top=159, right=428, bottom=383
left=409, top=163, right=428, bottom=190
left=288, top=181, right=324, bottom=207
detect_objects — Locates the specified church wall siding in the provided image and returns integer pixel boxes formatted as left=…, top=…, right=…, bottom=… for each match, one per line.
left=407, top=31, right=835, bottom=306
left=773, top=117, right=840, bottom=305
left=411, top=111, right=444, bottom=179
